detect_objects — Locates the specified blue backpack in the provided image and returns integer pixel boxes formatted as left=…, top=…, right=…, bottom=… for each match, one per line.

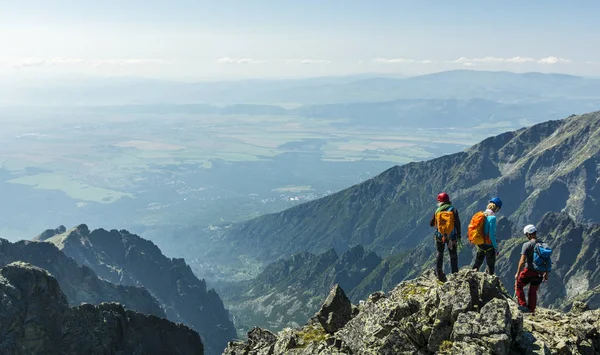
left=533, top=242, right=553, bottom=272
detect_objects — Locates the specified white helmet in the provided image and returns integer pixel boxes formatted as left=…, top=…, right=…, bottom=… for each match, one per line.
left=523, top=224, right=537, bottom=235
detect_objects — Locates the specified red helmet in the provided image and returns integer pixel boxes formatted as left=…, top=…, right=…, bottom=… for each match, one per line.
left=437, top=192, right=450, bottom=203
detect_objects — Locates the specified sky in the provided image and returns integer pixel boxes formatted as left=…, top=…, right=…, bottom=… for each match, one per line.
left=1, top=0, right=600, bottom=80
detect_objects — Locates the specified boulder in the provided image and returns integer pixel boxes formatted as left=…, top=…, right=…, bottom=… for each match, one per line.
left=314, top=284, right=353, bottom=334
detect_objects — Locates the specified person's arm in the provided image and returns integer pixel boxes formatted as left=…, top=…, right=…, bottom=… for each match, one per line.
left=515, top=242, right=529, bottom=280
left=489, top=216, right=497, bottom=249
left=429, top=213, right=436, bottom=227
left=454, top=209, right=462, bottom=237
left=514, top=254, right=526, bottom=289
left=515, top=255, right=526, bottom=280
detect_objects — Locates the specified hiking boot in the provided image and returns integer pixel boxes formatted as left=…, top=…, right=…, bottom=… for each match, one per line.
left=437, top=272, right=447, bottom=283
left=517, top=306, right=530, bottom=313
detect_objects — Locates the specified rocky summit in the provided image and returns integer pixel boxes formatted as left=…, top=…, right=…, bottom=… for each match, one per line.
left=224, top=269, right=600, bottom=354
left=0, top=262, right=204, bottom=355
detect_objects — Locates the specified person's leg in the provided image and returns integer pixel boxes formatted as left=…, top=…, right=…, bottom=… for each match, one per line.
left=516, top=271, right=530, bottom=307
left=449, top=242, right=458, bottom=273
left=528, top=276, right=543, bottom=313
left=485, top=248, right=496, bottom=275
left=436, top=241, right=445, bottom=278
left=472, top=247, right=485, bottom=271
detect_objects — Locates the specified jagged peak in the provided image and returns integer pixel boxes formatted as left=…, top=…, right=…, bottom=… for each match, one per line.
left=34, top=225, right=67, bottom=241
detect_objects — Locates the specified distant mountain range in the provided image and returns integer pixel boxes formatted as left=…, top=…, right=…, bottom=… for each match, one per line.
left=5, top=70, right=600, bottom=106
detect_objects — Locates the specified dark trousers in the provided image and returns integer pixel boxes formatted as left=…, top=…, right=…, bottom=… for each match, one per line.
left=516, top=268, right=543, bottom=312
left=472, top=246, right=496, bottom=275
left=436, top=240, right=458, bottom=275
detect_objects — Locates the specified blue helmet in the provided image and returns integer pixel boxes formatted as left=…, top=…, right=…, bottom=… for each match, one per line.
left=489, top=197, right=503, bottom=209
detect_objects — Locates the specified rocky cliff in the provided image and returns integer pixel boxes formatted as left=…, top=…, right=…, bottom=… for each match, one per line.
left=36, top=224, right=236, bottom=355
left=0, top=262, right=204, bottom=355
left=224, top=269, right=600, bottom=355
left=0, top=237, right=163, bottom=317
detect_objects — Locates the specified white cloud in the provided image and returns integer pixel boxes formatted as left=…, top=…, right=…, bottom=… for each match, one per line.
left=374, top=58, right=434, bottom=64
left=217, top=57, right=264, bottom=64
left=537, top=56, right=571, bottom=64
left=453, top=56, right=535, bottom=63
left=286, top=59, right=331, bottom=65
left=0, top=57, right=165, bottom=68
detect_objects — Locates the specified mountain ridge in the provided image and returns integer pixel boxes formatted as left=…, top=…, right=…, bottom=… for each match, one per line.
left=220, top=111, right=600, bottom=263
left=0, top=261, right=204, bottom=355
left=0, top=237, right=164, bottom=317
left=36, top=224, right=236, bottom=355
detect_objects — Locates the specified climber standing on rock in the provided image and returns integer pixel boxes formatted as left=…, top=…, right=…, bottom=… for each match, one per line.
left=429, top=192, right=462, bottom=282
left=515, top=224, right=552, bottom=313
left=470, top=197, right=502, bottom=275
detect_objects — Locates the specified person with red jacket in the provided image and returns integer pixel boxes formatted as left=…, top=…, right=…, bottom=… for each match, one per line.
left=429, top=192, right=462, bottom=282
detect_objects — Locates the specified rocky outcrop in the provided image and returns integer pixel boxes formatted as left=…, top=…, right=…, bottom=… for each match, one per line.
left=313, top=285, right=353, bottom=334
left=0, top=238, right=163, bottom=317
left=223, top=269, right=600, bottom=354
left=38, top=225, right=235, bottom=355
left=0, top=262, right=203, bottom=355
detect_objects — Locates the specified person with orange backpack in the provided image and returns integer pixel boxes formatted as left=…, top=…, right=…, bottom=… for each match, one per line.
left=429, top=192, right=462, bottom=281
left=469, top=197, right=502, bottom=275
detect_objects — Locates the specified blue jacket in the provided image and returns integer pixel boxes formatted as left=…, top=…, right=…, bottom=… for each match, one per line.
left=483, top=215, right=498, bottom=249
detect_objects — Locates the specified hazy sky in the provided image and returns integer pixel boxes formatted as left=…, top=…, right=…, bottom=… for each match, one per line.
left=1, top=0, right=599, bottom=80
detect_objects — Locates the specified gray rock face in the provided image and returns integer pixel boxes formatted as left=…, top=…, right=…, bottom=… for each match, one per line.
left=0, top=238, right=163, bottom=317
left=222, top=269, right=600, bottom=355
left=39, top=225, right=236, bottom=355
left=314, top=284, right=353, bottom=334
left=0, top=262, right=204, bottom=355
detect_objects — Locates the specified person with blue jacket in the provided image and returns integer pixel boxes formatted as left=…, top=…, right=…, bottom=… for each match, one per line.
left=472, top=197, right=502, bottom=275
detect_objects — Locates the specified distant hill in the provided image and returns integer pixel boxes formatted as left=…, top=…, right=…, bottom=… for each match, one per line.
left=85, top=97, right=600, bottom=130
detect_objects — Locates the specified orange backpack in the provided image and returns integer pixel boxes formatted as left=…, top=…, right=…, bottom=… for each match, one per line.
left=468, top=211, right=488, bottom=245
left=435, top=207, right=455, bottom=239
